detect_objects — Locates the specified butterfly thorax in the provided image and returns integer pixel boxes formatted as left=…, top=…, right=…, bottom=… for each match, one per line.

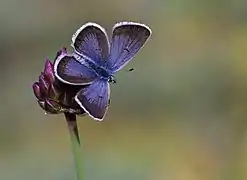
left=87, top=60, right=116, bottom=83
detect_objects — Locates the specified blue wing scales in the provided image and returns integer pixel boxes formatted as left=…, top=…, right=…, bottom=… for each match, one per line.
left=75, top=79, right=110, bottom=120
left=71, top=22, right=110, bottom=66
left=107, top=22, right=151, bottom=72
left=54, top=55, right=97, bottom=85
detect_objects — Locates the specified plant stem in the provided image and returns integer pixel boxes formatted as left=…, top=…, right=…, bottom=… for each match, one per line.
left=64, top=113, right=84, bottom=180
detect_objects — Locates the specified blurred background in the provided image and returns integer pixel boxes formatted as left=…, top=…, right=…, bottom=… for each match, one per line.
left=0, top=0, right=247, bottom=179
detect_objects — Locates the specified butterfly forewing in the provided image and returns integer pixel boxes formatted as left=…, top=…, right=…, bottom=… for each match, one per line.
left=107, top=22, right=151, bottom=72
left=72, top=22, right=110, bottom=66
left=54, top=55, right=97, bottom=85
left=75, top=79, right=110, bottom=121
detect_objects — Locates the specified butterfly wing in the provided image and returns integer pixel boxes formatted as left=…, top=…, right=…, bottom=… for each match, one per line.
left=107, top=22, right=152, bottom=73
left=54, top=55, right=98, bottom=85
left=75, top=79, right=110, bottom=121
left=71, top=22, right=110, bottom=65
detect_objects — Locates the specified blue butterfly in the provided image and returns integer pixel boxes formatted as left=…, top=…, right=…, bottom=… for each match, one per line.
left=54, top=22, right=152, bottom=121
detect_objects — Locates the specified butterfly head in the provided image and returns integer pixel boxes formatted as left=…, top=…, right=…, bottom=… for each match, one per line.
left=108, top=75, right=116, bottom=84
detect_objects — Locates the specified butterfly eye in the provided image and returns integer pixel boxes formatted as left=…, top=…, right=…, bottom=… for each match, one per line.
left=108, top=76, right=116, bottom=84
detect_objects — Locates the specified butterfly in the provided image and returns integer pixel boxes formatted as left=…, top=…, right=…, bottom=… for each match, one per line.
left=54, top=22, right=152, bottom=121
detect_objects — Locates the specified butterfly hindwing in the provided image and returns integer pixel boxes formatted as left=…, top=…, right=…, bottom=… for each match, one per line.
left=75, top=79, right=110, bottom=121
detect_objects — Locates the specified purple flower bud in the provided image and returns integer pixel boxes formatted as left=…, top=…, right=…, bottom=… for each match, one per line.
left=54, top=47, right=67, bottom=60
left=39, top=73, right=49, bottom=96
left=44, top=59, right=55, bottom=83
left=33, top=48, right=87, bottom=116
left=38, top=101, right=46, bottom=110
left=44, top=99, right=61, bottom=114
left=33, top=82, right=42, bottom=100
left=61, top=47, right=67, bottom=55
left=48, top=84, right=59, bottom=99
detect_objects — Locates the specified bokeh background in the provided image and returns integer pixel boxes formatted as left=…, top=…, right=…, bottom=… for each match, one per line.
left=1, top=0, right=247, bottom=179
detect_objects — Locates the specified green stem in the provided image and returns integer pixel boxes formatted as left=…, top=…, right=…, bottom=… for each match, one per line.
left=64, top=113, right=84, bottom=180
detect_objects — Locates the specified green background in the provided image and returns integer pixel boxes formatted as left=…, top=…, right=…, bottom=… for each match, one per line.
left=0, top=0, right=247, bottom=179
